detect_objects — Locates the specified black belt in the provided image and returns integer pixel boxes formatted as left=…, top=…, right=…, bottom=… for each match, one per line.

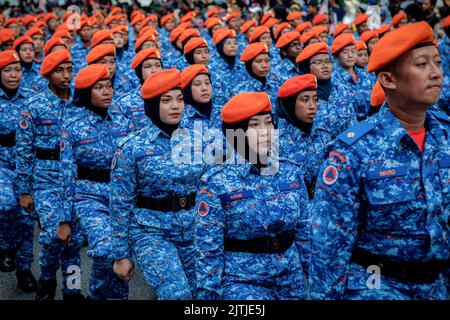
left=224, top=230, right=295, bottom=254
left=136, top=193, right=196, bottom=212
left=350, top=247, right=447, bottom=284
left=77, top=166, right=111, bottom=183
left=0, top=132, right=15, bottom=147
left=35, top=147, right=60, bottom=160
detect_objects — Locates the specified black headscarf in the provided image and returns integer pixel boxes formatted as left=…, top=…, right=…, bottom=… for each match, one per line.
left=144, top=89, right=182, bottom=137
left=221, top=111, right=273, bottom=172
left=171, top=40, right=183, bottom=53
left=183, top=74, right=212, bottom=120
left=116, top=47, right=124, bottom=60
left=134, top=58, right=164, bottom=85
left=298, top=57, right=332, bottom=101
left=245, top=58, right=267, bottom=86
left=16, top=43, right=34, bottom=71
left=216, top=39, right=236, bottom=67
left=73, top=79, right=110, bottom=120
left=0, top=66, right=19, bottom=99
left=276, top=94, right=312, bottom=134
left=184, top=50, right=195, bottom=65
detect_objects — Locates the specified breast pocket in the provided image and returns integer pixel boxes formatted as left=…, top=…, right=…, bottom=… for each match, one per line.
left=364, top=166, right=416, bottom=206
left=438, top=158, right=450, bottom=205
left=35, top=118, right=59, bottom=136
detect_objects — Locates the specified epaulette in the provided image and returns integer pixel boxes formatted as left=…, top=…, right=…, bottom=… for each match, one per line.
left=336, top=121, right=375, bottom=146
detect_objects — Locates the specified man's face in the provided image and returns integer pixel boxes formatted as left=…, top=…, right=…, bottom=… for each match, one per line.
left=382, top=45, right=442, bottom=107
left=32, top=34, right=45, bottom=53
left=47, top=62, right=73, bottom=90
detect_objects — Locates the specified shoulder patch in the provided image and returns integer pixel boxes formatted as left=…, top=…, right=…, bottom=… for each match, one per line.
left=323, top=165, right=339, bottom=185
left=197, top=201, right=210, bottom=217
left=19, top=119, right=29, bottom=129
left=430, top=110, right=450, bottom=124
left=337, top=121, right=374, bottom=146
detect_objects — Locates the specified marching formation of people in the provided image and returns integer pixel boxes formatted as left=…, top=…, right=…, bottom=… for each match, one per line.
left=0, top=0, right=449, bottom=300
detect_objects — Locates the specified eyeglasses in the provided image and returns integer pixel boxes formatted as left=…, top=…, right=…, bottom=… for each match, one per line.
left=310, top=59, right=331, bottom=66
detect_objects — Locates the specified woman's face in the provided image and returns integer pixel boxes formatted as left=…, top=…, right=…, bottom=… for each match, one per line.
left=223, top=38, right=238, bottom=57
left=1, top=62, right=22, bottom=90
left=191, top=74, right=212, bottom=104
left=98, top=55, right=116, bottom=78
left=142, top=40, right=158, bottom=50
left=246, top=113, right=275, bottom=158
left=319, top=32, right=328, bottom=43
left=356, top=49, right=369, bottom=68
left=19, top=43, right=35, bottom=63
left=252, top=53, right=270, bottom=77
left=113, top=33, right=124, bottom=48
left=283, top=40, right=302, bottom=58
left=141, top=59, right=163, bottom=81
left=259, top=32, right=272, bottom=48
left=90, top=79, right=113, bottom=109
left=295, top=91, right=318, bottom=124
left=193, top=47, right=210, bottom=65
left=309, top=53, right=332, bottom=80
left=338, top=45, right=357, bottom=68
left=159, top=89, right=184, bottom=125
left=367, top=37, right=378, bottom=54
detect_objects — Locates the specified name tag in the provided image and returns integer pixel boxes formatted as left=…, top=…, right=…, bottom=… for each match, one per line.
left=75, top=137, right=98, bottom=146
left=220, top=190, right=254, bottom=205
left=278, top=181, right=300, bottom=192
left=366, top=166, right=407, bottom=180
left=36, top=118, right=58, bottom=125
left=136, top=149, right=164, bottom=159
left=438, top=157, right=450, bottom=169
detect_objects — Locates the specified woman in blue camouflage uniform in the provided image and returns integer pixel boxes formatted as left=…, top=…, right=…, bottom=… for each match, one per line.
left=110, top=69, right=208, bottom=300
left=59, top=64, right=131, bottom=300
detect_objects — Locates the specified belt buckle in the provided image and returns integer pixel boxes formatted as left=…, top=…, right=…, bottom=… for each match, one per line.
left=179, top=196, right=187, bottom=208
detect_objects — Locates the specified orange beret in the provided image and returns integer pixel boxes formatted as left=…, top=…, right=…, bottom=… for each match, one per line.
left=141, top=69, right=182, bottom=100
left=331, top=33, right=355, bottom=54
left=86, top=44, right=116, bottom=63
left=368, top=21, right=435, bottom=73
left=178, top=22, right=193, bottom=30
left=55, top=24, right=69, bottom=33
left=300, top=31, right=319, bottom=45
left=25, top=27, right=43, bottom=38
left=130, top=11, right=141, bottom=20
left=131, top=14, right=145, bottom=26
left=360, top=30, right=378, bottom=44
left=261, top=13, right=274, bottom=25
left=139, top=26, right=158, bottom=39
left=53, top=30, right=72, bottom=40
left=276, top=31, right=300, bottom=48
left=354, top=14, right=369, bottom=26
left=225, top=12, right=240, bottom=24
left=311, top=25, right=328, bottom=36
left=0, top=29, right=15, bottom=44
left=0, top=50, right=20, bottom=69
left=34, top=21, right=46, bottom=29
left=40, top=49, right=71, bottom=76
left=278, top=74, right=317, bottom=98
left=181, top=11, right=196, bottom=23
left=44, top=13, right=58, bottom=23
left=391, top=12, right=407, bottom=27
left=24, top=15, right=37, bottom=27
left=213, top=29, right=236, bottom=45
left=296, top=21, right=312, bottom=34
left=75, top=64, right=110, bottom=90
left=36, top=13, right=45, bottom=21
left=221, top=92, right=272, bottom=124
left=103, top=15, right=119, bottom=27
left=274, top=22, right=291, bottom=39
left=183, top=37, right=208, bottom=54
left=116, top=14, right=127, bottom=21
left=263, top=18, right=279, bottom=29
left=370, top=81, right=385, bottom=107
left=240, top=20, right=257, bottom=34
left=240, top=42, right=269, bottom=62
left=4, top=18, right=19, bottom=27
left=179, top=28, right=200, bottom=43
left=142, top=15, right=158, bottom=27
left=110, top=26, right=124, bottom=35
left=111, top=7, right=122, bottom=16
left=355, top=40, right=367, bottom=51
left=161, top=13, right=175, bottom=26
left=295, top=42, right=328, bottom=64
left=131, top=48, right=161, bottom=69
left=205, top=17, right=221, bottom=30
left=79, top=19, right=92, bottom=30
left=443, top=15, right=450, bottom=29
left=313, top=14, right=328, bottom=25
left=13, top=36, right=33, bottom=51
left=91, top=30, right=113, bottom=47
left=376, top=24, right=391, bottom=36
left=181, top=64, right=209, bottom=89
left=333, top=23, right=350, bottom=37
left=44, top=37, right=66, bottom=56
left=207, top=8, right=220, bottom=18
left=170, top=27, right=185, bottom=42
left=249, top=26, right=270, bottom=43
left=287, top=11, right=302, bottom=22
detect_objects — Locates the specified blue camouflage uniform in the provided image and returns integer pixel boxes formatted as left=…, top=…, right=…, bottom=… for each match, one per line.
left=60, top=106, right=131, bottom=300
left=112, top=88, right=149, bottom=131
left=21, top=64, right=46, bottom=93
left=438, top=36, right=449, bottom=78
left=208, top=58, right=248, bottom=100
left=171, top=54, right=190, bottom=71
left=276, top=117, right=332, bottom=195
left=15, top=86, right=83, bottom=296
left=0, top=86, right=35, bottom=272
left=273, top=57, right=299, bottom=83
left=163, top=46, right=183, bottom=70
left=110, top=123, right=208, bottom=300
left=310, top=105, right=450, bottom=300
left=195, top=156, right=310, bottom=300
